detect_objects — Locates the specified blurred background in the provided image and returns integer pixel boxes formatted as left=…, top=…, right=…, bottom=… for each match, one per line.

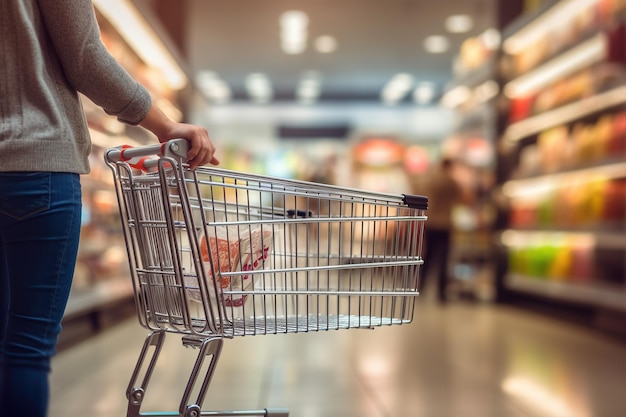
left=55, top=0, right=626, bottom=416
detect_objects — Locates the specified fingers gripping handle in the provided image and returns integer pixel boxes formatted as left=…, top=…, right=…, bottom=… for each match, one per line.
left=105, top=139, right=189, bottom=168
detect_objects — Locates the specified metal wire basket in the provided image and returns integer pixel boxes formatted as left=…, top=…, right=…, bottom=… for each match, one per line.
left=105, top=139, right=427, bottom=417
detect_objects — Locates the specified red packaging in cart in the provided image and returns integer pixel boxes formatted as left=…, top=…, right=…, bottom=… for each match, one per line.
left=200, top=230, right=241, bottom=289
left=189, top=226, right=272, bottom=307
left=231, top=228, right=272, bottom=307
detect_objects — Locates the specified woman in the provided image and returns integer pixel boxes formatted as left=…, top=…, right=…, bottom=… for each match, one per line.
left=0, top=1, right=218, bottom=416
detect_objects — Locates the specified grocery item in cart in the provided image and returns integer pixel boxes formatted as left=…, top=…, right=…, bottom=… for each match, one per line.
left=193, top=225, right=272, bottom=306
left=199, top=228, right=240, bottom=289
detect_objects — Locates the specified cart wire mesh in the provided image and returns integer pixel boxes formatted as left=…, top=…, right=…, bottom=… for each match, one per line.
left=107, top=144, right=428, bottom=339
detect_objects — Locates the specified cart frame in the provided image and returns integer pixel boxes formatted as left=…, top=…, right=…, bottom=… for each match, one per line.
left=105, top=139, right=427, bottom=417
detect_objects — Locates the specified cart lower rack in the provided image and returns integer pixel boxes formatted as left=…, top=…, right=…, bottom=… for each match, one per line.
left=105, top=139, right=428, bottom=417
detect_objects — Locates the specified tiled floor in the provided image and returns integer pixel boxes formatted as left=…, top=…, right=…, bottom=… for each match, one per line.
left=49, top=297, right=626, bottom=417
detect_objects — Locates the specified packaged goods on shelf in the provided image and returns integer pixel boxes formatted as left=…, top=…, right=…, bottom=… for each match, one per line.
left=505, top=0, right=625, bottom=77
left=65, top=6, right=188, bottom=322
left=498, top=0, right=626, bottom=311
left=508, top=175, right=626, bottom=229
left=508, top=64, right=626, bottom=122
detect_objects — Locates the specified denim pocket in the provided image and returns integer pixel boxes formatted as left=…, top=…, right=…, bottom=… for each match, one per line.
left=0, top=172, right=51, bottom=220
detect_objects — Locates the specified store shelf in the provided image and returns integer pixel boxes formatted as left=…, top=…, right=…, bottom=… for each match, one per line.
left=502, top=229, right=626, bottom=250
left=59, top=279, right=135, bottom=349
left=506, top=273, right=626, bottom=311
left=496, top=0, right=626, bottom=316
left=442, top=62, right=499, bottom=111
left=503, top=85, right=626, bottom=142
left=441, top=34, right=500, bottom=301
left=501, top=0, right=561, bottom=42
left=62, top=3, right=189, bottom=330
left=64, top=279, right=134, bottom=320
left=451, top=58, right=498, bottom=90
left=504, top=32, right=607, bottom=98
left=502, top=0, right=619, bottom=71
left=503, top=161, right=626, bottom=196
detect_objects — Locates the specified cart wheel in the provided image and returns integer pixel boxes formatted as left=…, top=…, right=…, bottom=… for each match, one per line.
left=183, top=404, right=201, bottom=417
left=128, top=388, right=144, bottom=406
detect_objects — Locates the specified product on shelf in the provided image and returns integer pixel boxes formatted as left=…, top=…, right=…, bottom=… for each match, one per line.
left=457, top=35, right=495, bottom=75
left=501, top=0, right=626, bottom=309
left=610, top=110, right=626, bottom=152
left=508, top=174, right=626, bottom=229
left=69, top=9, right=188, bottom=318
left=514, top=111, right=626, bottom=178
left=537, top=126, right=568, bottom=172
left=507, top=234, right=596, bottom=283
left=507, top=0, right=625, bottom=76
left=602, top=178, right=626, bottom=220
left=510, top=64, right=624, bottom=123
left=508, top=95, right=534, bottom=123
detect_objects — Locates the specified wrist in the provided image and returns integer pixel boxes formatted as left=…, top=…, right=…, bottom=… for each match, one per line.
left=139, top=105, right=175, bottom=141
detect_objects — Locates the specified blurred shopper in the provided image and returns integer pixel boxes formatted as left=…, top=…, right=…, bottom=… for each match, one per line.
left=420, top=157, right=463, bottom=302
left=0, top=1, right=218, bottom=416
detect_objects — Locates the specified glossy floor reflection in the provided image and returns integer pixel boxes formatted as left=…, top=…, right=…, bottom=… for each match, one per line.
left=50, top=299, right=626, bottom=417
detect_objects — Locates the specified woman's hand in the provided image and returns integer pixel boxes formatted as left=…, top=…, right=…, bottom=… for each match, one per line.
left=139, top=105, right=219, bottom=169
left=159, top=122, right=219, bottom=169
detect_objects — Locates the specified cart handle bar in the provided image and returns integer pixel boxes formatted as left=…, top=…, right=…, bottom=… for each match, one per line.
left=104, top=139, right=189, bottom=169
left=134, top=409, right=289, bottom=416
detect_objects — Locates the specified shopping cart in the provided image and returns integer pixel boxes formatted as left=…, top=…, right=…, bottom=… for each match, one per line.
left=105, top=139, right=428, bottom=417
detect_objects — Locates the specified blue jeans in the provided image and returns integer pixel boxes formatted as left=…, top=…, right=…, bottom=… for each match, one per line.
left=0, top=172, right=82, bottom=417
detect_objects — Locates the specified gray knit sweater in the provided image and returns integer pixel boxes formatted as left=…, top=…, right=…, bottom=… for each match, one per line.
left=0, top=0, right=152, bottom=174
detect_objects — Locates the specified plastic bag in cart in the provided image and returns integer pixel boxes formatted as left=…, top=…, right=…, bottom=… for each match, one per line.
left=185, top=225, right=272, bottom=307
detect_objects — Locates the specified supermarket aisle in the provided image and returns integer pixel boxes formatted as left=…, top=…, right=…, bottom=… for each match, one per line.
left=49, top=300, right=626, bottom=417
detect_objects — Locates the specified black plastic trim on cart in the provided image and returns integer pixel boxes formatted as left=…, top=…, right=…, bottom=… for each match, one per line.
left=402, top=194, right=428, bottom=210
left=287, top=209, right=314, bottom=218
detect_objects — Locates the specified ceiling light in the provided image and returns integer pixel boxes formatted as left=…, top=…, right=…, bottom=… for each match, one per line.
left=196, top=71, right=231, bottom=104
left=315, top=36, right=338, bottom=54
left=474, top=80, right=499, bottom=103
left=381, top=73, right=414, bottom=105
left=440, top=85, right=471, bottom=108
left=423, top=35, right=450, bottom=53
left=246, top=73, right=271, bottom=91
left=282, top=41, right=307, bottom=55
left=297, top=87, right=320, bottom=104
left=92, top=0, right=187, bottom=90
left=246, top=73, right=273, bottom=103
left=280, top=10, right=309, bottom=30
left=297, top=73, right=322, bottom=104
left=206, top=81, right=231, bottom=103
left=479, top=28, right=501, bottom=50
left=280, top=10, right=309, bottom=55
left=445, top=15, right=474, bottom=33
left=413, top=82, right=436, bottom=104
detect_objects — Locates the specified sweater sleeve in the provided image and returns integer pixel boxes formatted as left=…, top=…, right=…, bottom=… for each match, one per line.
left=36, top=0, right=151, bottom=125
